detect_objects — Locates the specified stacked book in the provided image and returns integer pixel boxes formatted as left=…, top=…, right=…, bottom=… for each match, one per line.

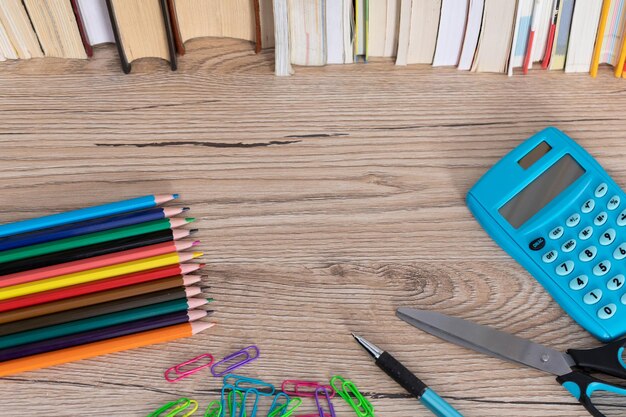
left=0, top=194, right=213, bottom=377
left=1, top=0, right=625, bottom=79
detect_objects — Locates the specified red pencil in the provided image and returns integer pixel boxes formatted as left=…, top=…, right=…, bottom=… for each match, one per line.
left=0, top=238, right=199, bottom=288
left=523, top=0, right=542, bottom=74
left=0, top=263, right=203, bottom=313
left=541, top=0, right=560, bottom=69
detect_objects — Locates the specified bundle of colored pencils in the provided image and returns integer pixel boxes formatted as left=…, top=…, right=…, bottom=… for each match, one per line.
left=0, top=194, right=213, bottom=377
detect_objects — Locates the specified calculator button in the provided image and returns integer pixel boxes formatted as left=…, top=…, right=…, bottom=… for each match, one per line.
left=529, top=237, right=546, bottom=251
left=599, top=229, right=616, bottom=246
left=549, top=226, right=564, bottom=240
left=579, top=246, right=597, bottom=262
left=608, top=196, right=621, bottom=211
left=607, top=274, right=625, bottom=291
left=594, top=212, right=608, bottom=226
left=566, top=213, right=581, bottom=227
left=570, top=275, right=588, bottom=290
left=598, top=304, right=617, bottom=320
left=622, top=293, right=626, bottom=305
left=595, top=183, right=608, bottom=198
left=555, top=260, right=574, bottom=276
left=582, top=199, right=595, bottom=213
left=618, top=209, right=626, bottom=226
left=593, top=260, right=611, bottom=276
left=561, top=239, right=577, bottom=253
left=614, top=243, right=626, bottom=260
left=542, top=250, right=558, bottom=263
left=579, top=226, right=594, bottom=240
left=583, top=289, right=603, bottom=305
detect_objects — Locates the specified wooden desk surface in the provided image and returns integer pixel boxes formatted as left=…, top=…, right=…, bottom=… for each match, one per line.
left=1, top=38, right=625, bottom=416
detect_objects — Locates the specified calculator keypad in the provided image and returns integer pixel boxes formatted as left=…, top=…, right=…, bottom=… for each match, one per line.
left=529, top=181, right=626, bottom=327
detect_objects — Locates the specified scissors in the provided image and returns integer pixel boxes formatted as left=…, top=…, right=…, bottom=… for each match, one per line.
left=397, top=307, right=626, bottom=417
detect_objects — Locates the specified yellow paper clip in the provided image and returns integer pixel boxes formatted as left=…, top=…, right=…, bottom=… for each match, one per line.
left=203, top=399, right=222, bottom=417
left=147, top=397, right=199, bottom=417
left=330, top=375, right=375, bottom=417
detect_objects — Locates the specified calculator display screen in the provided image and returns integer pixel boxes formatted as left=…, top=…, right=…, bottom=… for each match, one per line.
left=500, top=154, right=585, bottom=228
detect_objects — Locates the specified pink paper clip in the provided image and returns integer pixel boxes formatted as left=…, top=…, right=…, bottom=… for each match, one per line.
left=282, top=380, right=336, bottom=398
left=164, top=353, right=215, bottom=383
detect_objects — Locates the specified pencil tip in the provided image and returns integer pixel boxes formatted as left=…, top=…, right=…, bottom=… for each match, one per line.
left=173, top=193, right=180, bottom=199
left=190, top=229, right=199, bottom=235
left=192, top=240, right=201, bottom=246
left=182, top=207, right=190, bottom=212
left=199, top=263, right=206, bottom=268
left=192, top=251, right=204, bottom=259
left=185, top=217, right=196, bottom=223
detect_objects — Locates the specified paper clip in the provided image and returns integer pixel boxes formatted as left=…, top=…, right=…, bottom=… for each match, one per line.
left=211, top=345, right=260, bottom=377
left=147, top=397, right=199, bottom=417
left=221, top=384, right=245, bottom=417
left=267, top=393, right=302, bottom=417
left=204, top=400, right=222, bottom=417
left=330, top=376, right=374, bottom=417
left=314, top=388, right=336, bottom=417
left=164, top=353, right=215, bottom=383
left=223, top=374, right=275, bottom=396
left=240, top=388, right=260, bottom=417
left=281, top=380, right=335, bottom=398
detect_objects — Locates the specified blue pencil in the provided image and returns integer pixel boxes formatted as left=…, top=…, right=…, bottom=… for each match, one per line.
left=0, top=206, right=188, bottom=252
left=0, top=194, right=178, bottom=238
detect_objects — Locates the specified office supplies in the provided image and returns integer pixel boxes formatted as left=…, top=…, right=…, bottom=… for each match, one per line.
left=0, top=194, right=177, bottom=238
left=0, top=239, right=198, bottom=288
left=330, top=375, right=375, bottom=417
left=203, top=400, right=222, bottom=417
left=0, top=321, right=214, bottom=377
left=467, top=127, right=626, bottom=341
left=0, top=310, right=207, bottom=362
left=590, top=0, right=612, bottom=77
left=523, top=0, right=542, bottom=74
left=0, top=228, right=196, bottom=276
left=220, top=384, right=241, bottom=417
left=211, top=345, right=260, bottom=377
left=0, top=251, right=202, bottom=301
left=541, top=0, right=560, bottom=68
left=0, top=297, right=208, bottom=349
left=0, top=286, right=201, bottom=336
left=397, top=307, right=626, bottom=417
left=314, top=387, right=336, bottom=417
left=0, top=264, right=203, bottom=315
left=267, top=392, right=291, bottom=417
left=352, top=334, right=462, bottom=417
left=148, top=397, right=198, bottom=417
left=164, top=353, right=215, bottom=383
left=0, top=206, right=187, bottom=252
left=281, top=380, right=335, bottom=398
left=0, top=217, right=194, bottom=264
left=224, top=374, right=275, bottom=395
left=616, top=33, right=626, bottom=77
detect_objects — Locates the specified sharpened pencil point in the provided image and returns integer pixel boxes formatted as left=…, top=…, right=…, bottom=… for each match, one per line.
left=182, top=207, right=190, bottom=212
left=190, top=229, right=199, bottom=235
left=192, top=240, right=201, bottom=246
left=173, top=194, right=180, bottom=199
left=185, top=217, right=196, bottom=223
left=192, top=251, right=204, bottom=259
left=199, top=263, right=206, bottom=268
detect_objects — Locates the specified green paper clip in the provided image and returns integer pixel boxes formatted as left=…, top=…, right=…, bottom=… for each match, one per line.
left=147, top=397, right=199, bottom=417
left=330, top=376, right=375, bottom=417
left=267, top=396, right=302, bottom=417
left=204, top=400, right=222, bottom=417
left=222, top=385, right=246, bottom=417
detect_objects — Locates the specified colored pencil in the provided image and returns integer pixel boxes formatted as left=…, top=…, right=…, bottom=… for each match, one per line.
left=0, top=206, right=188, bottom=252
left=0, top=310, right=208, bottom=362
left=591, top=0, right=612, bottom=77
left=0, top=239, right=199, bottom=289
left=0, top=297, right=209, bottom=349
left=615, top=31, right=626, bottom=77
left=523, top=0, right=542, bottom=74
left=0, top=194, right=178, bottom=238
left=0, top=228, right=197, bottom=276
left=0, top=286, right=202, bottom=336
left=541, top=0, right=560, bottom=69
left=0, top=264, right=203, bottom=315
left=0, top=251, right=203, bottom=301
left=0, top=217, right=194, bottom=265
left=0, top=321, right=214, bottom=377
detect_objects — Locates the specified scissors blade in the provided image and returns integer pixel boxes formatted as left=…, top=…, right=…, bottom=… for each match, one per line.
left=396, top=307, right=575, bottom=376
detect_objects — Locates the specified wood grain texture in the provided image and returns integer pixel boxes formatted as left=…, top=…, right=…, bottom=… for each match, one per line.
left=1, top=38, right=626, bottom=416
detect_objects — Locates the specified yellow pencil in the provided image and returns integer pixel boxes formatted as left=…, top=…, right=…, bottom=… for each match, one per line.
left=616, top=33, right=626, bottom=77
left=0, top=251, right=202, bottom=301
left=591, top=0, right=612, bottom=78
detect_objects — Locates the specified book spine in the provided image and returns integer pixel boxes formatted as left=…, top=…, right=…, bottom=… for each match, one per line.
left=254, top=0, right=262, bottom=53
left=166, top=0, right=185, bottom=55
left=159, top=0, right=178, bottom=71
left=70, top=0, right=93, bottom=57
left=104, top=0, right=131, bottom=73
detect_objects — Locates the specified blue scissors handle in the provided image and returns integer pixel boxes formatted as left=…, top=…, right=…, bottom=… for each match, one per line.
left=568, top=338, right=626, bottom=379
left=557, top=371, right=626, bottom=417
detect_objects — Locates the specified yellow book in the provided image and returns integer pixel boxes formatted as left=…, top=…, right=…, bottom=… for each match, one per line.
left=590, top=0, right=612, bottom=77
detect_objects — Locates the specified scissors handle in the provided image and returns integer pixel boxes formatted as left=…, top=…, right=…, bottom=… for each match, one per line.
left=557, top=371, right=626, bottom=417
left=568, top=338, right=626, bottom=379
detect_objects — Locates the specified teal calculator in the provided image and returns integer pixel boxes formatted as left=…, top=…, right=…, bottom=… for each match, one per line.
left=467, top=127, right=626, bottom=341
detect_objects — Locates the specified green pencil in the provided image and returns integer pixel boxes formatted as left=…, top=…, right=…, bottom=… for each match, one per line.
left=0, top=218, right=194, bottom=264
left=0, top=297, right=209, bottom=350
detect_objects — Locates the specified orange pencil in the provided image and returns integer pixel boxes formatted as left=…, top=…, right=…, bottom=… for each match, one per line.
left=591, top=0, right=612, bottom=77
left=0, top=321, right=214, bottom=377
left=615, top=32, right=626, bottom=77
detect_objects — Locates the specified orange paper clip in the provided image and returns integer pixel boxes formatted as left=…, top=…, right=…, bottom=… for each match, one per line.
left=282, top=380, right=335, bottom=398
left=164, top=353, right=215, bottom=383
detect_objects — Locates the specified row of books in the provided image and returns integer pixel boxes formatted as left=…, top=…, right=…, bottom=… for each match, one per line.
left=1, top=0, right=625, bottom=78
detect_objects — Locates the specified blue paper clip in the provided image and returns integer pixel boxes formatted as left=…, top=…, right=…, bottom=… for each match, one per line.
left=221, top=384, right=244, bottom=417
left=211, top=346, right=260, bottom=377
left=267, top=393, right=302, bottom=417
left=315, top=387, right=336, bottom=417
left=147, top=397, right=199, bottom=417
left=204, top=399, right=222, bottom=417
left=240, top=388, right=260, bottom=417
left=223, top=374, right=275, bottom=396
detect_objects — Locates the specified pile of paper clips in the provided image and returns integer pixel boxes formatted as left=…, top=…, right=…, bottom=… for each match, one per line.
left=146, top=345, right=375, bottom=417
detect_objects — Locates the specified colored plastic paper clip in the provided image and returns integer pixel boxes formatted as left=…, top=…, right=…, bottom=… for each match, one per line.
left=240, top=388, right=260, bottom=417
left=330, top=376, right=374, bottom=417
left=223, top=374, right=275, bottom=396
left=281, top=380, right=335, bottom=398
left=211, top=345, right=260, bottom=377
left=221, top=384, right=245, bottom=417
left=315, top=388, right=336, bottom=417
left=204, top=400, right=222, bottom=417
left=147, top=397, right=199, bottom=417
left=164, top=353, right=215, bottom=383
left=268, top=393, right=302, bottom=417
